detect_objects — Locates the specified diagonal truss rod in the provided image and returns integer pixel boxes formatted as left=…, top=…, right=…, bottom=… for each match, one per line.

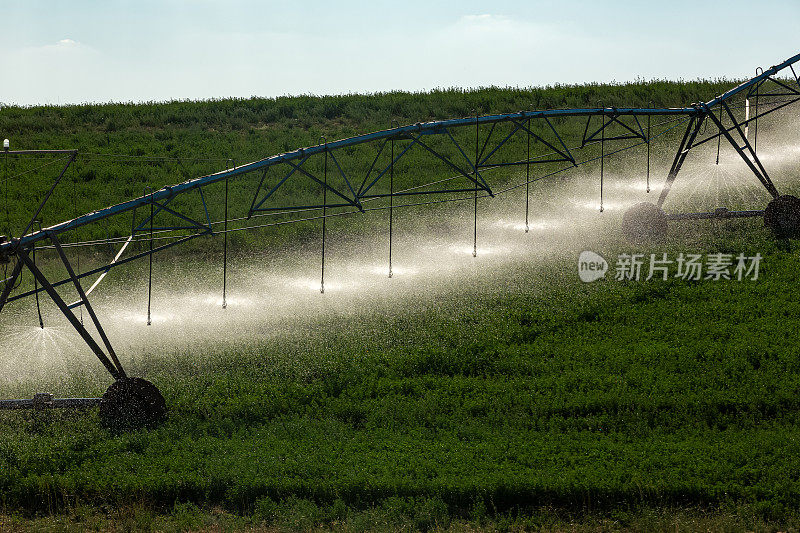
left=657, top=115, right=704, bottom=208
left=704, top=101, right=779, bottom=198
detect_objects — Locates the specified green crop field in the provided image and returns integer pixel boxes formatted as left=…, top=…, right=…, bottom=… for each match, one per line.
left=1, top=81, right=800, bottom=532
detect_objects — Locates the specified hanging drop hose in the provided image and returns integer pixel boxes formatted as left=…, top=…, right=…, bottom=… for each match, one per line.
left=320, top=138, right=327, bottom=294
left=716, top=106, right=722, bottom=165
left=525, top=115, right=530, bottom=231
left=600, top=107, right=605, bottom=212
left=223, top=159, right=232, bottom=308
left=473, top=112, right=478, bottom=257
left=2, top=148, right=7, bottom=285
left=388, top=120, right=396, bottom=278
left=33, top=220, right=44, bottom=329
left=73, top=157, right=82, bottom=325
left=146, top=186, right=154, bottom=326
left=647, top=103, right=651, bottom=193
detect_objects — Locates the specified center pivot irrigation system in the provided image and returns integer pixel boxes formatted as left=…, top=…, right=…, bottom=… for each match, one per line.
left=1, top=52, right=800, bottom=429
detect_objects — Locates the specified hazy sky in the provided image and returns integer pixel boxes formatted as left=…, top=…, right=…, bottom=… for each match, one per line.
left=2, top=0, right=799, bottom=105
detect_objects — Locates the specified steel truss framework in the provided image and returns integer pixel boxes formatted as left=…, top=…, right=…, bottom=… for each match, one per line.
left=1, top=52, right=799, bottom=389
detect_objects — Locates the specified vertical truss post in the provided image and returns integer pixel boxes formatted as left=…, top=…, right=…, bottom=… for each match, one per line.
left=321, top=140, right=328, bottom=294
left=525, top=116, right=530, bottom=232
left=657, top=113, right=705, bottom=208
left=473, top=113, right=478, bottom=257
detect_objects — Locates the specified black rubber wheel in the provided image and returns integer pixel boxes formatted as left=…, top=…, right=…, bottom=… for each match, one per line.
left=764, top=195, right=800, bottom=238
left=99, top=377, right=166, bottom=431
left=621, top=202, right=668, bottom=244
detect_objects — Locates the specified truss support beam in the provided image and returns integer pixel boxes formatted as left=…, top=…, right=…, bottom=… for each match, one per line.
left=49, top=233, right=127, bottom=378
left=704, top=102, right=779, bottom=199
left=657, top=114, right=706, bottom=208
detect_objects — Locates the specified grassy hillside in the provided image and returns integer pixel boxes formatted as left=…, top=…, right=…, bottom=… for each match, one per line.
left=3, top=81, right=800, bottom=531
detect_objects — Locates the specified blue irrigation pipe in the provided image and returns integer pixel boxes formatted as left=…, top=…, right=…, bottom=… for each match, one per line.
left=4, top=51, right=800, bottom=256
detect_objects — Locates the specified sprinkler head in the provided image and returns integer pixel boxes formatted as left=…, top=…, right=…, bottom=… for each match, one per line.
left=525, top=225, right=529, bottom=233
